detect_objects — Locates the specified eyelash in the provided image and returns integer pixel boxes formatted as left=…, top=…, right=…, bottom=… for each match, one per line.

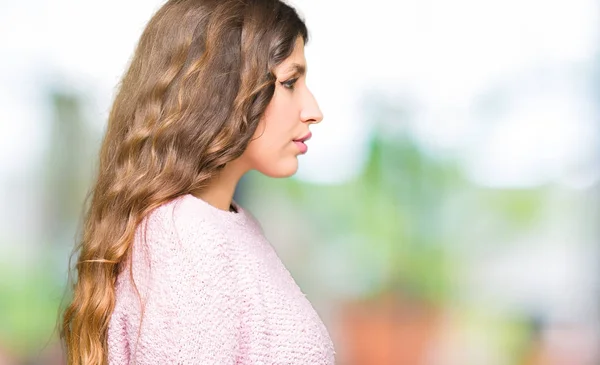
left=280, top=78, right=298, bottom=90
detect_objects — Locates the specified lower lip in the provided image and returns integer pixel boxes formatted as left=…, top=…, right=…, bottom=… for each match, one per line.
left=293, top=140, right=308, bottom=154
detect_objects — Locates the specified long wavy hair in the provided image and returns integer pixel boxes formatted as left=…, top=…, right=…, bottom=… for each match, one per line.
left=59, top=0, right=308, bottom=363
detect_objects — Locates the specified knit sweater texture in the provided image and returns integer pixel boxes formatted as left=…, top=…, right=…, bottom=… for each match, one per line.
left=107, top=194, right=336, bottom=364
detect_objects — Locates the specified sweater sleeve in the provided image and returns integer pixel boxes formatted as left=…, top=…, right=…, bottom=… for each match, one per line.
left=126, top=208, right=243, bottom=364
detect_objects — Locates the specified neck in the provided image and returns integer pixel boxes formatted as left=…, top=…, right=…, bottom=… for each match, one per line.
left=192, top=159, right=249, bottom=212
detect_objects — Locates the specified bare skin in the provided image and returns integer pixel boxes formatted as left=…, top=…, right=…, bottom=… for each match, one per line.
left=194, top=36, right=323, bottom=212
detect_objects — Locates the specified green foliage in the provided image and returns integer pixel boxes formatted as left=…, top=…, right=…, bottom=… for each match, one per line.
left=0, top=254, right=64, bottom=357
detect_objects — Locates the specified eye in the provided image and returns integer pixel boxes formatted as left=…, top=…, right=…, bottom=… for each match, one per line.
left=280, top=77, right=298, bottom=90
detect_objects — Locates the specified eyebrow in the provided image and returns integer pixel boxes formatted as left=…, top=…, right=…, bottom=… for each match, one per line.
left=284, top=63, right=306, bottom=77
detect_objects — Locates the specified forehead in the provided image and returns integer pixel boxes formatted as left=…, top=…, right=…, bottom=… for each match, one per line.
left=277, top=37, right=306, bottom=74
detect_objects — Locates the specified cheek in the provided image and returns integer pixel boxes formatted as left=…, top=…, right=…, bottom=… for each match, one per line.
left=239, top=92, right=300, bottom=177
left=245, top=123, right=290, bottom=157
left=262, top=91, right=297, bottom=132
left=252, top=101, right=294, bottom=152
left=242, top=122, right=299, bottom=177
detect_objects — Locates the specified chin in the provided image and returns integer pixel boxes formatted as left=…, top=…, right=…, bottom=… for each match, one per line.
left=258, top=157, right=299, bottom=178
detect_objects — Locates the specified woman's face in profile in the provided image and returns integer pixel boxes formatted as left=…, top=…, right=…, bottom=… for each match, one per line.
left=241, top=36, right=323, bottom=178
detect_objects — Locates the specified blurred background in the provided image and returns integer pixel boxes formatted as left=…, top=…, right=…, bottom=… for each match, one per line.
left=1, top=0, right=599, bottom=364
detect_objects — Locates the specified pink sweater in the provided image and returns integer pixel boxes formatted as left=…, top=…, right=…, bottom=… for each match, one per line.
left=107, top=194, right=336, bottom=364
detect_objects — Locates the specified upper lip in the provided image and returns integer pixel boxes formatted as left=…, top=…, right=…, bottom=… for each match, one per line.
left=293, top=131, right=312, bottom=143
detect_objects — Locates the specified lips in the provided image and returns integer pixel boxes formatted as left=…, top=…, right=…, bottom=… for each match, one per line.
left=293, top=131, right=312, bottom=143
left=293, top=131, right=311, bottom=154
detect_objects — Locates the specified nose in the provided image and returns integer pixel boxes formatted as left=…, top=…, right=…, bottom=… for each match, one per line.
left=300, top=89, right=323, bottom=125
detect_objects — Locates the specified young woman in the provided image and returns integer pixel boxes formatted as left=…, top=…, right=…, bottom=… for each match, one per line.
left=60, top=0, right=335, bottom=363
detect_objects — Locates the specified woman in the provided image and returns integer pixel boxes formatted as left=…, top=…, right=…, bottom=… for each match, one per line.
left=60, top=0, right=335, bottom=363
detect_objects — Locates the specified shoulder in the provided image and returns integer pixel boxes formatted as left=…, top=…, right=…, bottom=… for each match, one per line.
left=140, top=195, right=229, bottom=252
left=126, top=195, right=243, bottom=293
left=123, top=197, right=237, bottom=288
